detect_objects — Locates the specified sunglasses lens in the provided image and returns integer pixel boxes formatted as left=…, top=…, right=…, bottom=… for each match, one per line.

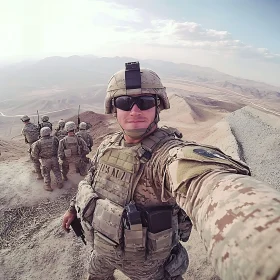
left=114, top=96, right=156, bottom=111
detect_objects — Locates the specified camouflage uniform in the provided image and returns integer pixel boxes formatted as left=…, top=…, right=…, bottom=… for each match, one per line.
left=54, top=120, right=68, bottom=141
left=66, top=63, right=280, bottom=280
left=21, top=118, right=42, bottom=177
left=58, top=134, right=89, bottom=178
left=32, top=127, right=63, bottom=191
left=40, top=121, right=52, bottom=130
left=76, top=122, right=93, bottom=152
left=40, top=115, right=52, bottom=131
left=54, top=127, right=67, bottom=141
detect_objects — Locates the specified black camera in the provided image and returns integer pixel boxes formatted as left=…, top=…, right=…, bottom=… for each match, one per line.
left=125, top=61, right=141, bottom=90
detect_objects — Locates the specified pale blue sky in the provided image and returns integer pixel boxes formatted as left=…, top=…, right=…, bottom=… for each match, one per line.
left=0, top=0, right=279, bottom=86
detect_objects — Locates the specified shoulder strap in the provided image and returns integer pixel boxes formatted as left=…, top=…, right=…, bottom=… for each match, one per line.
left=138, top=127, right=183, bottom=163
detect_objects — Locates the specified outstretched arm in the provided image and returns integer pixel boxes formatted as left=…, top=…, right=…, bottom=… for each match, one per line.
left=166, top=146, right=280, bottom=280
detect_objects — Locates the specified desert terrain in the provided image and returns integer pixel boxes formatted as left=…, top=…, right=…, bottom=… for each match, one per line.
left=0, top=56, right=280, bottom=280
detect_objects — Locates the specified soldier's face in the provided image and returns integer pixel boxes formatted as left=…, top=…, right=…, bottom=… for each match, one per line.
left=116, top=95, right=156, bottom=131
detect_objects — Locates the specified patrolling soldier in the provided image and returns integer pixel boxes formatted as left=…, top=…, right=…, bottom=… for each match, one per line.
left=40, top=115, right=52, bottom=131
left=76, top=122, right=93, bottom=152
left=58, top=121, right=89, bottom=180
left=21, top=115, right=43, bottom=180
left=31, top=127, right=63, bottom=191
left=54, top=119, right=68, bottom=141
left=62, top=62, right=280, bottom=280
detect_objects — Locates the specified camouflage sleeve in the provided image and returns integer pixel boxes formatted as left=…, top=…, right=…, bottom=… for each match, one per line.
left=21, top=127, right=25, bottom=136
left=166, top=145, right=280, bottom=280
left=80, top=138, right=89, bottom=155
left=21, top=127, right=28, bottom=143
left=58, top=139, right=65, bottom=159
left=31, top=141, right=40, bottom=159
left=53, top=136, right=59, bottom=152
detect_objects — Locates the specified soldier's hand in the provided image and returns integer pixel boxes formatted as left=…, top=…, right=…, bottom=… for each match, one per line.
left=62, top=210, right=76, bottom=232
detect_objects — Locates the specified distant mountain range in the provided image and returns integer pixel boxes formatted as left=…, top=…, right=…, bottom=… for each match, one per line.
left=1, top=55, right=279, bottom=100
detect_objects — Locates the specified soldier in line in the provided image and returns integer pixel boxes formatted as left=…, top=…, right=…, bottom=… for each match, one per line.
left=62, top=62, right=280, bottom=280
left=21, top=115, right=43, bottom=180
left=54, top=119, right=68, bottom=141
left=76, top=122, right=93, bottom=152
left=40, top=115, right=52, bottom=131
left=58, top=121, right=89, bottom=181
left=31, top=127, right=63, bottom=191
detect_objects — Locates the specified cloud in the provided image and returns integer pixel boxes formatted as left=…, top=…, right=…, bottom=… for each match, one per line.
left=100, top=4, right=280, bottom=64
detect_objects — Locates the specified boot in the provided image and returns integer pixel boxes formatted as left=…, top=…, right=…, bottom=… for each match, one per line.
left=63, top=175, right=68, bottom=181
left=57, top=182, right=64, bottom=189
left=36, top=173, right=44, bottom=180
left=43, top=184, right=53, bottom=192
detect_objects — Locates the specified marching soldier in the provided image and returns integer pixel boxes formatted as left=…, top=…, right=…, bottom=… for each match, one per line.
left=32, top=127, right=63, bottom=191
left=58, top=121, right=89, bottom=180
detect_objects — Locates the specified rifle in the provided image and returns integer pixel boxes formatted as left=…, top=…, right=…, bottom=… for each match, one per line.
left=77, top=105, right=81, bottom=126
left=37, top=110, right=41, bottom=130
left=70, top=216, right=87, bottom=245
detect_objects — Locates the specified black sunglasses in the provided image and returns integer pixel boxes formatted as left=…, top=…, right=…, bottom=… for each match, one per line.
left=114, top=95, right=157, bottom=111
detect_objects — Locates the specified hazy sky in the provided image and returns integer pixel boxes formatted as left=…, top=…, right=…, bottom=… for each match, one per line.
left=1, top=0, right=280, bottom=86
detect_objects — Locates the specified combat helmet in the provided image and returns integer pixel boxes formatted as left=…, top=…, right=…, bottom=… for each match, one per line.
left=41, top=115, right=49, bottom=122
left=105, top=62, right=170, bottom=114
left=21, top=115, right=30, bottom=122
left=65, top=121, right=76, bottom=132
left=105, top=61, right=170, bottom=139
left=58, top=119, right=65, bottom=126
left=79, top=122, right=87, bottom=130
left=40, top=127, right=52, bottom=137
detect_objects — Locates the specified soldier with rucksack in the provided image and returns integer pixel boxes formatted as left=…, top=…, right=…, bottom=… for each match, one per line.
left=58, top=121, right=89, bottom=180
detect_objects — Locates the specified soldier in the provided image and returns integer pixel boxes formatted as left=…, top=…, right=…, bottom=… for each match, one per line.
left=54, top=119, right=68, bottom=141
left=40, top=115, right=52, bottom=130
left=31, top=127, right=63, bottom=191
left=62, top=62, right=280, bottom=280
left=21, top=115, right=43, bottom=180
left=76, top=122, right=93, bottom=152
left=58, top=121, right=89, bottom=180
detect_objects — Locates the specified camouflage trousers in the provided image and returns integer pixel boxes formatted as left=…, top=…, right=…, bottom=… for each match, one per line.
left=40, top=157, right=62, bottom=186
left=61, top=156, right=88, bottom=176
left=88, top=235, right=188, bottom=280
left=29, top=143, right=41, bottom=173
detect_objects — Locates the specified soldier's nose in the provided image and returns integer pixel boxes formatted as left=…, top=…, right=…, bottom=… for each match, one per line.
left=130, top=104, right=141, bottom=114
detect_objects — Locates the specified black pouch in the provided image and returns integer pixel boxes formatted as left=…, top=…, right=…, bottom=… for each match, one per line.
left=144, top=206, right=173, bottom=233
left=143, top=206, right=173, bottom=260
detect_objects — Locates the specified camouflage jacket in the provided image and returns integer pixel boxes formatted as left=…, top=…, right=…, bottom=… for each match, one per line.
left=58, top=135, right=89, bottom=159
left=21, top=122, right=39, bottom=144
left=40, top=121, right=52, bottom=130
left=76, top=130, right=93, bottom=148
left=74, top=127, right=280, bottom=280
left=31, top=136, right=59, bottom=159
left=54, top=127, right=68, bottom=141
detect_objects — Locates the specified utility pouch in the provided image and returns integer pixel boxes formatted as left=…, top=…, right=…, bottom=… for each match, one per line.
left=122, top=201, right=146, bottom=259
left=144, top=206, right=173, bottom=260
left=145, top=206, right=173, bottom=234
left=64, top=148, right=72, bottom=158
left=92, top=199, right=123, bottom=244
